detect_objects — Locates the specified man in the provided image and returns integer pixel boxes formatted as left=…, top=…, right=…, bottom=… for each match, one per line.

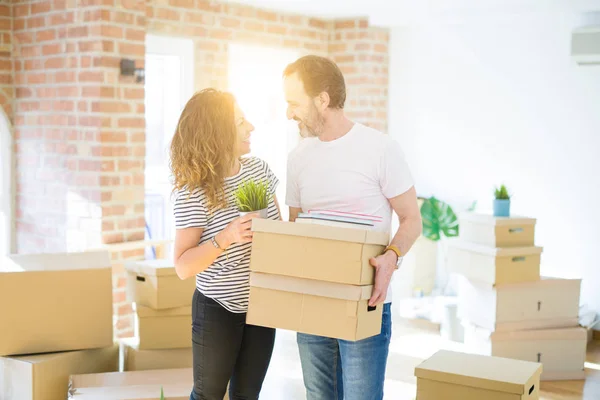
left=283, top=55, right=422, bottom=400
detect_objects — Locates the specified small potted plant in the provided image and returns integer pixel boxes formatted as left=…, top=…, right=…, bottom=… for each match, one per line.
left=234, top=178, right=271, bottom=218
left=493, top=184, right=511, bottom=217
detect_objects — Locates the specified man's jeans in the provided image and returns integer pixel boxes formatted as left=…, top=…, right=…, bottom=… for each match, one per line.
left=297, top=303, right=392, bottom=400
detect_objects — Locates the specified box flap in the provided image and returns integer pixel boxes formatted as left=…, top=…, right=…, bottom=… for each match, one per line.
left=251, top=219, right=389, bottom=246
left=125, top=259, right=176, bottom=277
left=250, top=272, right=372, bottom=301
left=490, top=326, right=587, bottom=342
left=414, top=350, right=542, bottom=394
left=135, top=305, right=191, bottom=318
left=450, top=240, right=543, bottom=257
left=460, top=212, right=536, bottom=226
left=1, top=251, right=111, bottom=272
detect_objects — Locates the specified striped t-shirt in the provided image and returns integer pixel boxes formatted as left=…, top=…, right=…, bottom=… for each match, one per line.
left=173, top=157, right=280, bottom=313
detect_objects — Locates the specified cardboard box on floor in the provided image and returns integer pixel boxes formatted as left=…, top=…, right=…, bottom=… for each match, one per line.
left=125, top=259, right=196, bottom=310
left=135, top=305, right=191, bottom=350
left=0, top=345, right=119, bottom=400
left=120, top=337, right=192, bottom=371
left=463, top=323, right=587, bottom=381
left=415, top=350, right=542, bottom=400
left=0, top=251, right=114, bottom=356
left=458, top=276, right=581, bottom=332
left=459, top=213, right=537, bottom=248
left=250, top=219, right=389, bottom=285
left=448, top=241, right=543, bottom=285
left=68, top=368, right=193, bottom=400
left=247, top=272, right=383, bottom=341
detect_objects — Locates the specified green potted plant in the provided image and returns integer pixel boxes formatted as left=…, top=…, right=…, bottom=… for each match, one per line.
left=420, top=196, right=459, bottom=241
left=234, top=178, right=271, bottom=218
left=493, top=184, right=511, bottom=217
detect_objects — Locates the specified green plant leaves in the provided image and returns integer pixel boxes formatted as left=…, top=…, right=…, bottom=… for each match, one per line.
left=160, top=386, right=165, bottom=400
left=234, top=179, right=271, bottom=212
left=494, top=184, right=510, bottom=200
left=420, top=196, right=459, bottom=241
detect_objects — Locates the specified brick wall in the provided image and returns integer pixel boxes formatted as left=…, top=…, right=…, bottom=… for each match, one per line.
left=0, top=1, right=12, bottom=122
left=11, top=0, right=389, bottom=339
left=330, top=18, right=389, bottom=133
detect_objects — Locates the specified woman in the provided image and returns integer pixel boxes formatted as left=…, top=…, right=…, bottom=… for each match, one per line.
left=170, top=88, right=280, bottom=400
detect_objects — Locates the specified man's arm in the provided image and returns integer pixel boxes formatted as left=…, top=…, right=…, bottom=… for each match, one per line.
left=289, top=207, right=301, bottom=222
left=369, top=186, right=422, bottom=306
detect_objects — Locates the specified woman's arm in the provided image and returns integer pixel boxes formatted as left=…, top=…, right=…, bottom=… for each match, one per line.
left=173, top=213, right=258, bottom=280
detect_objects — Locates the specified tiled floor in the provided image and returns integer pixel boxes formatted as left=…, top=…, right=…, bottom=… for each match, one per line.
left=258, top=322, right=600, bottom=400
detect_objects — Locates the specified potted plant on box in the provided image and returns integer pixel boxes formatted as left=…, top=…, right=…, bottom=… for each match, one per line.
left=493, top=184, right=511, bottom=217
left=234, top=178, right=271, bottom=218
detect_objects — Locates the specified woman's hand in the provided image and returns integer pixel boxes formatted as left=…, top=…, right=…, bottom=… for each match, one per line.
left=216, top=213, right=259, bottom=248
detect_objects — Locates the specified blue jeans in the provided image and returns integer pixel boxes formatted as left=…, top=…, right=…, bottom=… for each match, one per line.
left=297, top=303, right=392, bottom=400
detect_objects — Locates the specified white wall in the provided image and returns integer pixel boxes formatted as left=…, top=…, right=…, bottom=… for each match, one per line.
left=388, top=10, right=600, bottom=317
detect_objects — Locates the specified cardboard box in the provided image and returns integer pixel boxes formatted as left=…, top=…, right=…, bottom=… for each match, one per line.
left=135, top=305, right=191, bottom=350
left=68, top=368, right=192, bottom=399
left=459, top=213, right=536, bottom=248
left=247, top=272, right=382, bottom=341
left=463, top=323, right=587, bottom=381
left=0, top=251, right=113, bottom=356
left=121, top=337, right=192, bottom=371
left=250, top=219, right=389, bottom=285
left=125, top=259, right=196, bottom=310
left=415, top=350, right=542, bottom=400
left=0, top=345, right=119, bottom=400
left=448, top=241, right=542, bottom=285
left=458, top=277, right=581, bottom=332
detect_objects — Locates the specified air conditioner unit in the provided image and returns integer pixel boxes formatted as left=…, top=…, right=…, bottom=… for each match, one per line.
left=571, top=26, right=600, bottom=65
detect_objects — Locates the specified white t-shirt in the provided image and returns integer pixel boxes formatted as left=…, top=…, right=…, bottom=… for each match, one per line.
left=285, top=122, right=415, bottom=303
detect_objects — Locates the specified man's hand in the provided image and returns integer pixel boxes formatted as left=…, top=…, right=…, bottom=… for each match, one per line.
left=368, top=250, right=397, bottom=307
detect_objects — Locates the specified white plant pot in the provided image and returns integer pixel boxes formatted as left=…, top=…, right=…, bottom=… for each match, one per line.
left=239, top=208, right=268, bottom=219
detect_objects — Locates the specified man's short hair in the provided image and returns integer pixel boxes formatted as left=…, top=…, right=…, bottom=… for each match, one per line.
left=283, top=55, right=346, bottom=109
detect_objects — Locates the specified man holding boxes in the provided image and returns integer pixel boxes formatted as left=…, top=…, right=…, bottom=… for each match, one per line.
left=282, top=55, right=422, bottom=400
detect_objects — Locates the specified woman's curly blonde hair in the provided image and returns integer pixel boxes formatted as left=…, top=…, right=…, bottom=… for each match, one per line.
left=170, top=88, right=237, bottom=210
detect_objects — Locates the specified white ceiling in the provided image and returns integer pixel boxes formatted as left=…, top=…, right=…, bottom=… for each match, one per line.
left=224, top=0, right=600, bottom=26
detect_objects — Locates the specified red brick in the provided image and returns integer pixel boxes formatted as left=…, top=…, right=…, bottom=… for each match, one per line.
left=156, top=7, right=180, bottom=21
left=257, top=10, right=278, bottom=22
left=267, top=24, right=288, bottom=35
left=328, top=43, right=347, bottom=53
left=169, top=0, right=194, bottom=7
left=27, top=73, right=47, bottom=84
left=354, top=43, right=371, bottom=51
left=42, top=43, right=62, bottom=56
left=56, top=86, right=79, bottom=97
left=118, top=42, right=144, bottom=56
left=44, top=57, right=65, bottom=69
left=21, top=45, right=41, bottom=57
left=99, top=25, right=123, bottom=40
left=27, top=16, right=46, bottom=29
left=122, top=87, right=144, bottom=100
left=125, top=28, right=144, bottom=41
left=209, top=29, right=233, bottom=40
left=374, top=43, right=387, bottom=53
left=15, top=4, right=30, bottom=18
left=244, top=21, right=264, bottom=32
left=79, top=71, right=104, bottom=83
left=359, top=20, right=369, bottom=29
left=307, top=18, right=326, bottom=29
left=52, top=101, right=75, bottom=112
left=220, top=17, right=241, bottom=28
left=197, top=0, right=221, bottom=12
left=334, top=20, right=356, bottom=30
left=32, top=2, right=52, bottom=14
left=118, top=303, right=133, bottom=316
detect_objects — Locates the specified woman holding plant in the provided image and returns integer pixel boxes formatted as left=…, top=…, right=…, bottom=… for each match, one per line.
left=170, top=88, right=280, bottom=400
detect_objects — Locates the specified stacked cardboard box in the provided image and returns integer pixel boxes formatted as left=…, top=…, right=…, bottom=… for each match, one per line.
left=448, top=213, right=586, bottom=381
left=246, top=218, right=389, bottom=341
left=414, top=349, right=542, bottom=399
left=0, top=251, right=118, bottom=400
left=124, top=259, right=196, bottom=371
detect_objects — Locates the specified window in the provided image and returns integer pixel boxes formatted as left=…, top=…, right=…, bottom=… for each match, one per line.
left=144, top=34, right=194, bottom=253
left=228, top=43, right=301, bottom=221
left=0, top=107, right=12, bottom=256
